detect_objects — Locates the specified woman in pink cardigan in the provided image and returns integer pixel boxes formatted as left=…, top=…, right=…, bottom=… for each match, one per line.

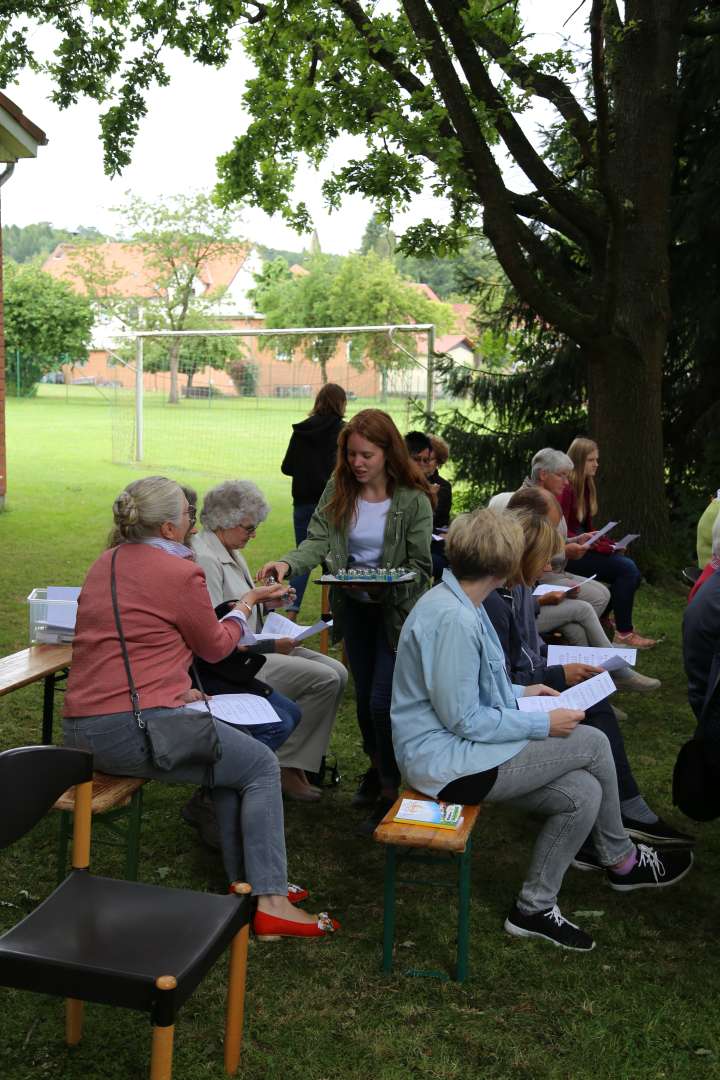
left=63, top=476, right=338, bottom=941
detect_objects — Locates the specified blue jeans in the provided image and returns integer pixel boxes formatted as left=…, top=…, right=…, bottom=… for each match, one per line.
left=63, top=709, right=288, bottom=893
left=243, top=689, right=301, bottom=751
left=287, top=502, right=317, bottom=612
left=341, top=599, right=399, bottom=788
left=570, top=551, right=642, bottom=633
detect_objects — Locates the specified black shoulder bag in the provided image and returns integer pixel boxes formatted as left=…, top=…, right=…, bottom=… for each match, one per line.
left=110, top=546, right=222, bottom=771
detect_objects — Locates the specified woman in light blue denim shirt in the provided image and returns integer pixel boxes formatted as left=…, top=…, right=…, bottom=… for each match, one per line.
left=391, top=510, right=693, bottom=951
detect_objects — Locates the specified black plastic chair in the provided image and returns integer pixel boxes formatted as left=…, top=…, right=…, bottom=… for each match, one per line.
left=0, top=746, right=252, bottom=1079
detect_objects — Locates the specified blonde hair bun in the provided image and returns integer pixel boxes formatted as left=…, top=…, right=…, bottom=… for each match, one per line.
left=113, top=490, right=140, bottom=529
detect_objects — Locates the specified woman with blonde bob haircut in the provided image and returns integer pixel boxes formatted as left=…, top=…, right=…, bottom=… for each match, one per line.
left=261, top=408, right=433, bottom=833
left=391, top=508, right=692, bottom=952
left=561, top=437, right=655, bottom=648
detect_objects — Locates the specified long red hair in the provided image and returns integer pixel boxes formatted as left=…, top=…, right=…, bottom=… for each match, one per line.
left=326, top=408, right=433, bottom=527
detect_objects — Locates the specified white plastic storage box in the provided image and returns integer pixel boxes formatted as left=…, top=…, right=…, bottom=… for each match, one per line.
left=27, top=587, right=80, bottom=645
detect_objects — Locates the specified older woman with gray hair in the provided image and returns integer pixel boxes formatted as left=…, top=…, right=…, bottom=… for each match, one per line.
left=193, top=480, right=348, bottom=803
left=63, top=475, right=339, bottom=939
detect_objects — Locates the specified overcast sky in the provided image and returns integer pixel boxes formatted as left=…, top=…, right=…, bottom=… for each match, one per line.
left=1, top=2, right=588, bottom=255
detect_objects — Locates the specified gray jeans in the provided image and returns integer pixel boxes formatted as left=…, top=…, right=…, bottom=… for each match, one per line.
left=485, top=725, right=633, bottom=914
left=536, top=596, right=613, bottom=647
left=63, top=709, right=288, bottom=896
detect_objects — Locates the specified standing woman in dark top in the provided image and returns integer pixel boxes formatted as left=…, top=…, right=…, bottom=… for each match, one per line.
left=281, top=383, right=347, bottom=617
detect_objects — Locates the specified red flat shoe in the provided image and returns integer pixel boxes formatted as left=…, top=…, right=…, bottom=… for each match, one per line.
left=253, top=910, right=340, bottom=941
left=288, top=883, right=309, bottom=904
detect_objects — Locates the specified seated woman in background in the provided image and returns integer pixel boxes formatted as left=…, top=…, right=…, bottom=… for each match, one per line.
left=192, top=479, right=347, bottom=803
left=505, top=485, right=660, bottom=693
left=561, top=438, right=656, bottom=648
left=405, top=430, right=451, bottom=583
left=64, top=476, right=338, bottom=939
left=482, top=505, right=691, bottom=849
left=391, top=508, right=692, bottom=952
left=281, top=382, right=347, bottom=619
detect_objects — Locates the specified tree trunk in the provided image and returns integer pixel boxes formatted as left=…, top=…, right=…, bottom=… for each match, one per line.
left=586, top=338, right=668, bottom=571
left=168, top=341, right=181, bottom=404
left=319, top=356, right=328, bottom=385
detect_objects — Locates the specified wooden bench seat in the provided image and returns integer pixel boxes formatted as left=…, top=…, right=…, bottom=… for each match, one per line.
left=373, top=789, right=483, bottom=982
left=54, top=772, right=147, bottom=882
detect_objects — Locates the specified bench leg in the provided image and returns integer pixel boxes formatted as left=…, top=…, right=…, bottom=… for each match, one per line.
left=382, top=847, right=398, bottom=974
left=42, top=674, right=56, bottom=745
left=124, top=785, right=144, bottom=880
left=456, top=838, right=472, bottom=983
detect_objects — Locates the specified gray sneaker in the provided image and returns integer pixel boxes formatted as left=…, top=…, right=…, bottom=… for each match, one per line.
left=613, top=669, right=661, bottom=693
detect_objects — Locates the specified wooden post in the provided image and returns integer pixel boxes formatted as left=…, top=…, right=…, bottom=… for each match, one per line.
left=319, top=584, right=330, bottom=655
left=71, top=779, right=93, bottom=869
left=65, top=999, right=84, bottom=1045
left=150, top=976, right=177, bottom=1080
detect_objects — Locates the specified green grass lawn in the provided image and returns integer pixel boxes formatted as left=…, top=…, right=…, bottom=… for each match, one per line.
left=1, top=395, right=719, bottom=1080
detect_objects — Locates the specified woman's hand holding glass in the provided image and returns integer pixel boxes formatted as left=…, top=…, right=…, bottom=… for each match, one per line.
left=240, top=582, right=289, bottom=609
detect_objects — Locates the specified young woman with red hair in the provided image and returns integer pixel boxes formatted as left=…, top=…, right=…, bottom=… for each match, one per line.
left=261, top=408, right=434, bottom=832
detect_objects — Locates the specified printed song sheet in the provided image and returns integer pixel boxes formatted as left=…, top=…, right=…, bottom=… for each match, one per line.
left=581, top=521, right=619, bottom=548
left=546, top=644, right=638, bottom=669
left=533, top=575, right=596, bottom=597
left=612, top=533, right=640, bottom=550
left=517, top=671, right=616, bottom=713
left=185, top=694, right=278, bottom=727
left=241, top=612, right=333, bottom=645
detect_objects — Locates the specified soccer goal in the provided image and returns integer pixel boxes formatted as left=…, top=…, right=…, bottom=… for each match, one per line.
left=109, top=323, right=438, bottom=486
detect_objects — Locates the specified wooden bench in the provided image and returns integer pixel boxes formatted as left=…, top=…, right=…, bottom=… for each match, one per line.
left=54, top=771, right=146, bottom=883
left=373, top=789, right=483, bottom=982
left=0, top=644, right=73, bottom=744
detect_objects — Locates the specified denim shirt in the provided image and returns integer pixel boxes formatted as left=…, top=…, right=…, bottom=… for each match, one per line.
left=391, top=569, right=550, bottom=797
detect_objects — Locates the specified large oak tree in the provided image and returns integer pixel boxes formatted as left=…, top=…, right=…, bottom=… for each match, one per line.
left=2, top=1, right=718, bottom=539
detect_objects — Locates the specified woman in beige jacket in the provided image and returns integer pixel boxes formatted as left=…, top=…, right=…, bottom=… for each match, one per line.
left=193, top=480, right=347, bottom=802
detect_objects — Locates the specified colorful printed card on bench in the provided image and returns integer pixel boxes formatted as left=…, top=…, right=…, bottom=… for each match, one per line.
left=393, top=799, right=463, bottom=829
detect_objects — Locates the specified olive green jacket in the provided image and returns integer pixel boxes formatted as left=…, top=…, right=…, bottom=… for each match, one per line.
left=282, top=479, right=433, bottom=648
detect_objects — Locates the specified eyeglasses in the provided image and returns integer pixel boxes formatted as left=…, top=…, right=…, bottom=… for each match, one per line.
left=188, top=506, right=197, bottom=524
left=412, top=453, right=433, bottom=465
left=238, top=522, right=258, bottom=535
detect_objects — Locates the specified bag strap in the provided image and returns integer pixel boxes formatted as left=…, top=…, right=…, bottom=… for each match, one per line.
left=110, top=546, right=144, bottom=730
left=111, top=545, right=215, bottom=728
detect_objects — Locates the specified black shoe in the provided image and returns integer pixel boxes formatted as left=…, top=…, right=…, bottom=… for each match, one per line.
left=607, top=844, right=693, bottom=891
left=504, top=904, right=595, bottom=951
left=181, top=787, right=221, bottom=851
left=351, top=767, right=382, bottom=808
left=571, top=845, right=604, bottom=872
left=355, top=795, right=395, bottom=838
left=621, top=815, right=695, bottom=847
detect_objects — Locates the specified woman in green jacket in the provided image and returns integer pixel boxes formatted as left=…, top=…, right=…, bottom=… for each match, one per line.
left=261, top=408, right=433, bottom=831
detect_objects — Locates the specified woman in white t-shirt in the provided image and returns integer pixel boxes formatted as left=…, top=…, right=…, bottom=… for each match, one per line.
left=261, top=409, right=434, bottom=832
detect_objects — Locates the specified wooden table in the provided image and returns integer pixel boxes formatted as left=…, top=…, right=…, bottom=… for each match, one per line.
left=0, top=643, right=73, bottom=744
